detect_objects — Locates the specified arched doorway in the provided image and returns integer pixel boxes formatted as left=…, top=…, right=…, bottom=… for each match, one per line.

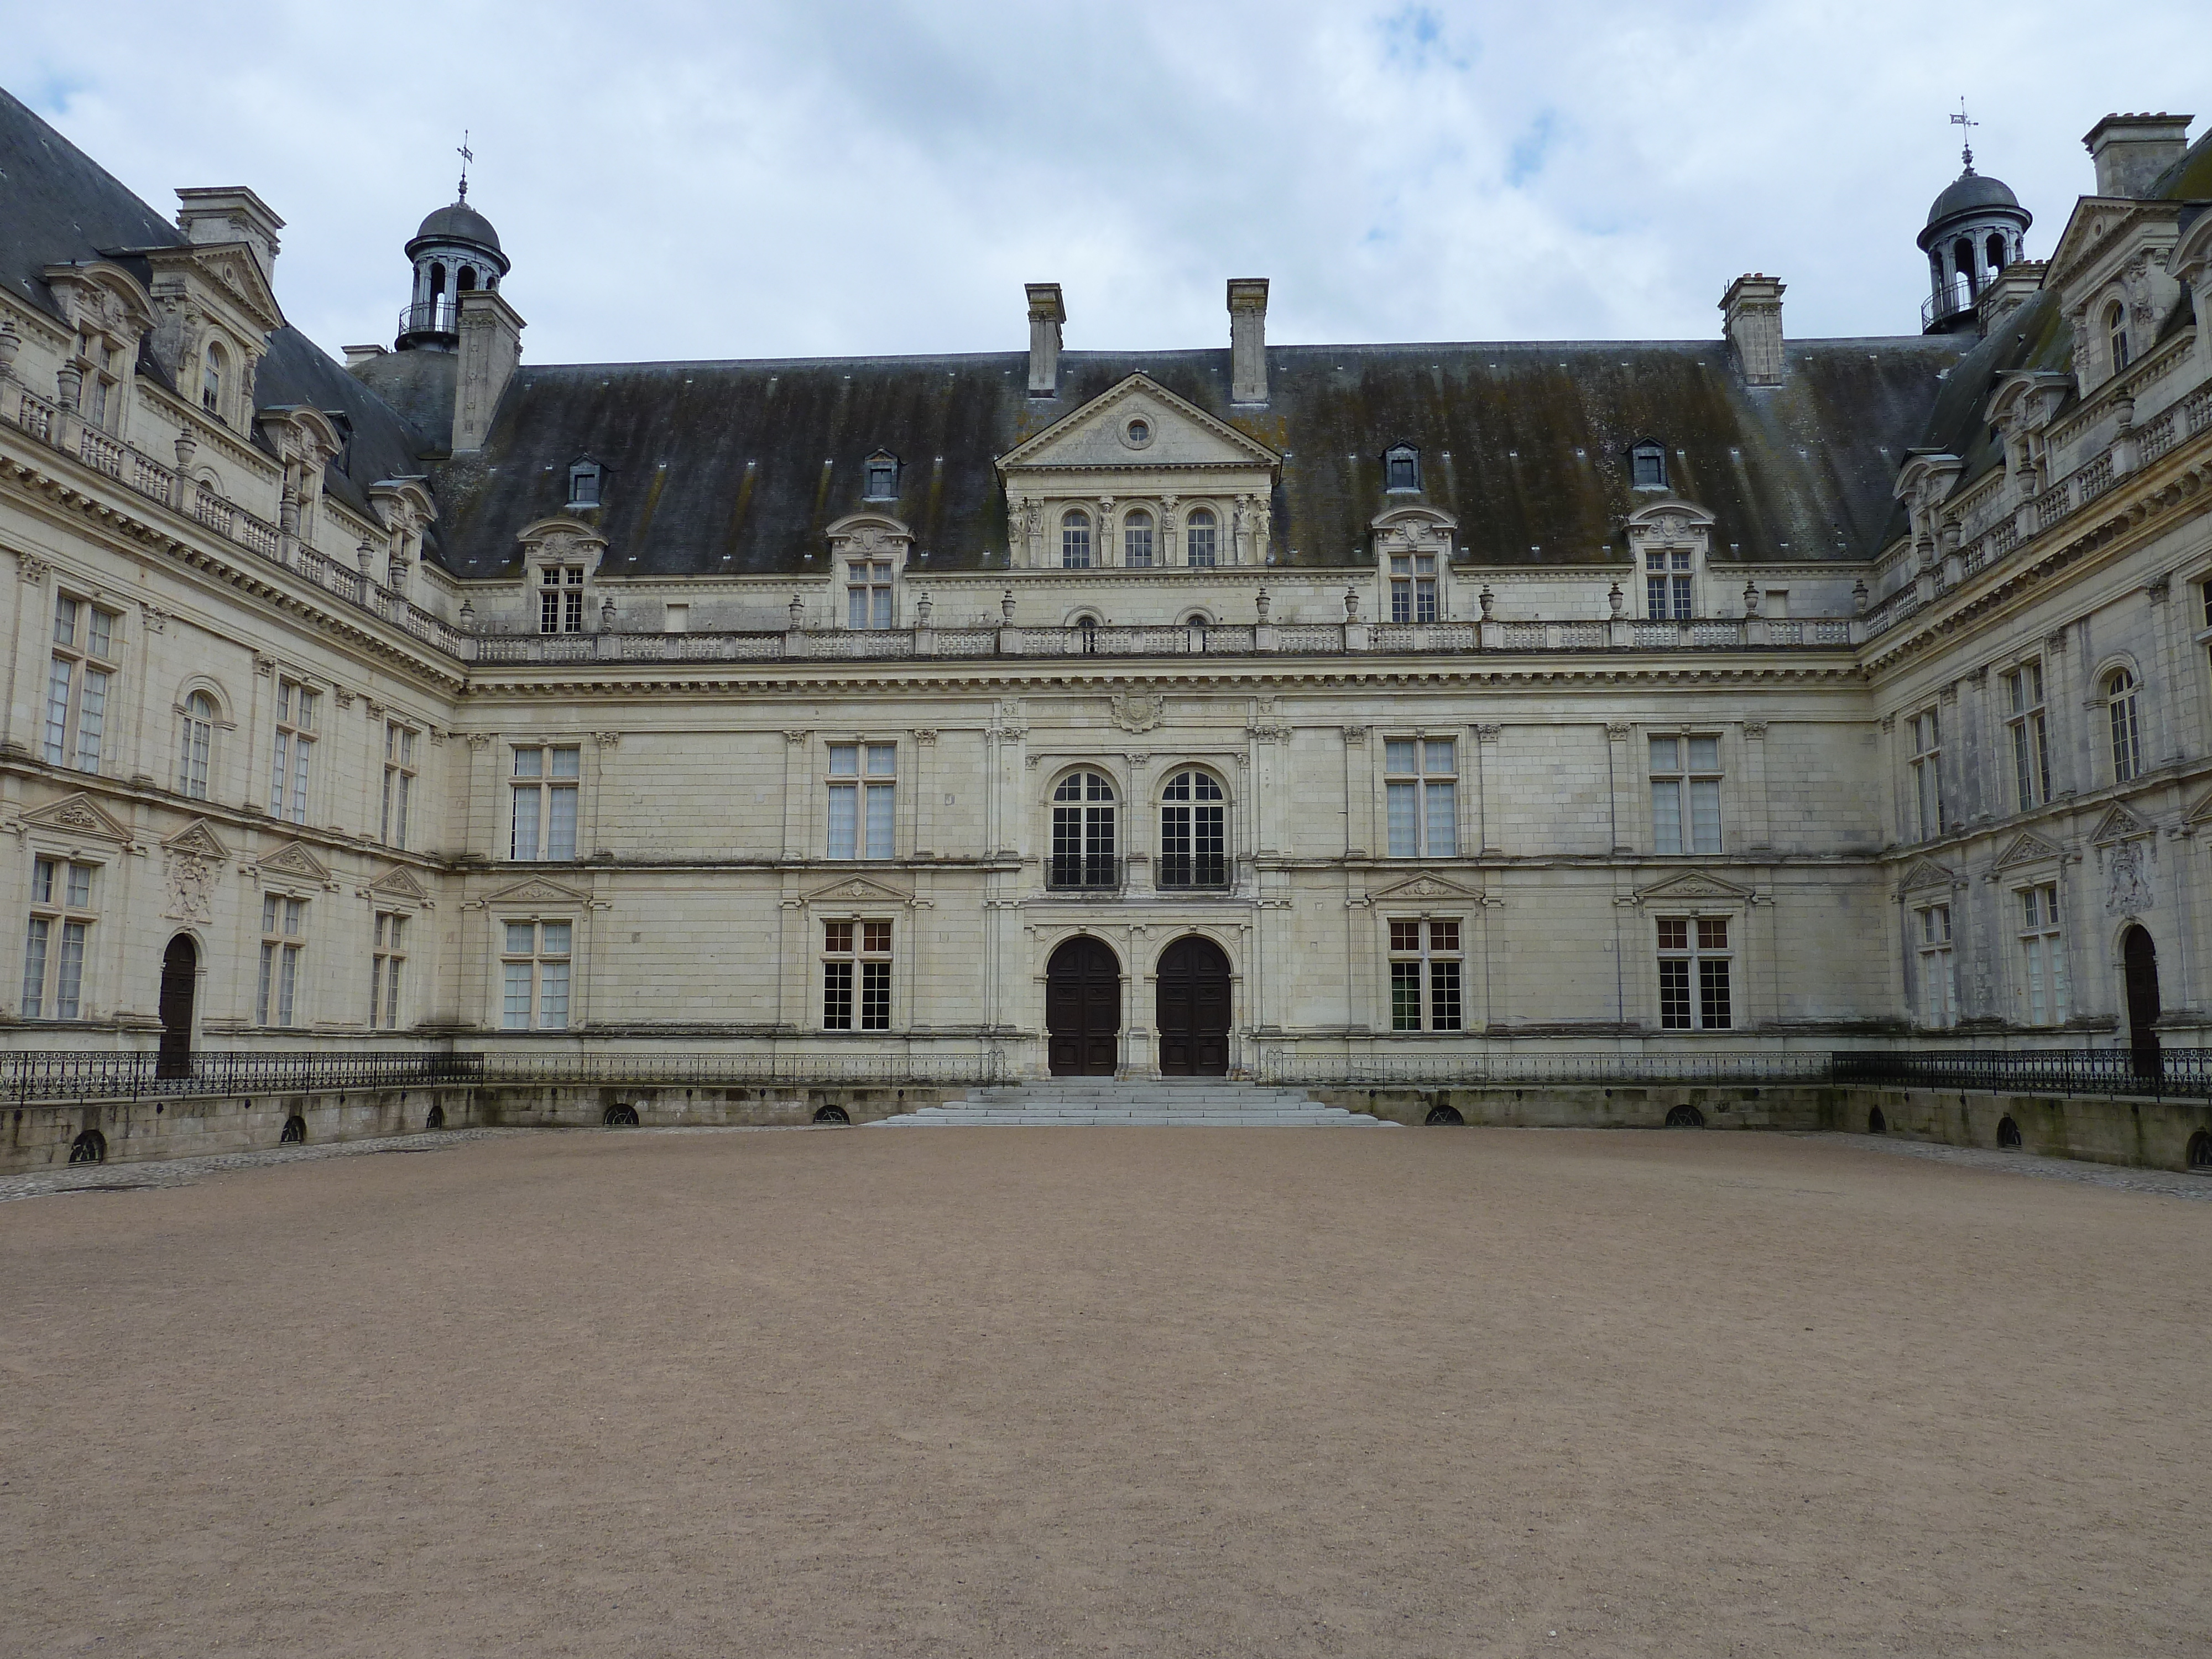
left=156, top=935, right=196, bottom=1080
left=2122, top=925, right=2162, bottom=1080
left=1046, top=936, right=1120, bottom=1076
left=1155, top=935, right=1230, bottom=1076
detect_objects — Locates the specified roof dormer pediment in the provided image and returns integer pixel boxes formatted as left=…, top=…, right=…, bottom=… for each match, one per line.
left=144, top=242, right=284, bottom=335
left=997, top=374, right=1279, bottom=478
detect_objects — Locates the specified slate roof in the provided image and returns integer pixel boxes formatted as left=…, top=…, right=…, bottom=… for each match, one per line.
left=1924, top=169, right=2025, bottom=232
left=253, top=325, right=440, bottom=524
left=0, top=85, right=182, bottom=321
left=429, top=334, right=1965, bottom=581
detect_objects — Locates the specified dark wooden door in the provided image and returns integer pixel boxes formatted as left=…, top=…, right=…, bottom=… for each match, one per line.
left=1156, top=935, right=1230, bottom=1077
left=1047, top=936, right=1120, bottom=1076
left=156, top=935, right=196, bottom=1080
left=2123, top=925, right=2162, bottom=1079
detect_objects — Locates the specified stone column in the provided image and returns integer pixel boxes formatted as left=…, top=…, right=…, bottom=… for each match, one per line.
left=1475, top=724, right=1503, bottom=854
left=1342, top=726, right=1371, bottom=856
left=781, top=731, right=812, bottom=860
left=1741, top=721, right=1771, bottom=854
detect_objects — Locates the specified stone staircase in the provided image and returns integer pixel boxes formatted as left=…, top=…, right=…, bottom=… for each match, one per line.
left=867, top=1078, right=1399, bottom=1128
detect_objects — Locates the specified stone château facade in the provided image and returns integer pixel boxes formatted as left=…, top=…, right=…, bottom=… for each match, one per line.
left=4, top=90, right=2211, bottom=1084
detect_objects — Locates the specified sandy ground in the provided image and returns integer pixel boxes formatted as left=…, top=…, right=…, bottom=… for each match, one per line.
left=3, top=1128, right=2208, bottom=1658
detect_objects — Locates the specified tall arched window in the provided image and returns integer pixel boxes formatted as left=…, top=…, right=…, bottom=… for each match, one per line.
left=201, top=343, right=226, bottom=420
left=1186, top=508, right=1217, bottom=567
left=1061, top=509, right=1092, bottom=570
left=1123, top=508, right=1154, bottom=568
left=2106, top=667, right=2142, bottom=783
left=2107, top=301, right=2131, bottom=372
left=1952, top=237, right=1978, bottom=296
left=1050, top=771, right=1117, bottom=889
left=179, top=691, right=215, bottom=799
left=1076, top=615, right=1099, bottom=654
left=1986, top=232, right=2008, bottom=274
left=1160, top=771, right=1227, bottom=888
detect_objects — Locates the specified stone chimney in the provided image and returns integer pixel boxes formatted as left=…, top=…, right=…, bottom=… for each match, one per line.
left=1228, top=279, right=1270, bottom=404
left=2083, top=113, right=2193, bottom=198
left=174, top=187, right=284, bottom=283
left=1720, top=274, right=1785, bottom=387
left=451, top=287, right=526, bottom=453
left=1026, top=283, right=1065, bottom=397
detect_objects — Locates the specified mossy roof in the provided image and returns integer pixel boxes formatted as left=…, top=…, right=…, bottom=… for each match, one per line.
left=429, top=334, right=1965, bottom=581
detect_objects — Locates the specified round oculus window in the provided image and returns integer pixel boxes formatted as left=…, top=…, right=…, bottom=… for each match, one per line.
left=1123, top=416, right=1153, bottom=449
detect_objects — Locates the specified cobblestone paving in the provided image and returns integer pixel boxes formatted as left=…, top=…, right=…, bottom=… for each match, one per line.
left=1803, top=1129, right=2212, bottom=1202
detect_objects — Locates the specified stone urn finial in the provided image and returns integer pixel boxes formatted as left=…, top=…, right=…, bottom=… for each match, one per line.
left=789, top=593, right=805, bottom=629
left=1852, top=578, right=1869, bottom=615
left=1742, top=581, right=1761, bottom=617
left=0, top=321, right=20, bottom=382
left=1478, top=585, right=1495, bottom=620
left=1001, top=588, right=1017, bottom=623
left=175, top=429, right=199, bottom=472
left=1343, top=588, right=1359, bottom=621
left=1255, top=587, right=1271, bottom=623
left=1608, top=581, right=1624, bottom=619
left=914, top=591, right=932, bottom=625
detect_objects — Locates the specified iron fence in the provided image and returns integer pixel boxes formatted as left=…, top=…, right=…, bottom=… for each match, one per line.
left=472, top=1052, right=1006, bottom=1089
left=1254, top=1051, right=1836, bottom=1088
left=1832, top=1048, right=2212, bottom=1101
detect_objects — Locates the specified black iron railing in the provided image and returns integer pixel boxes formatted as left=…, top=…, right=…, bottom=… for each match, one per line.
left=4, top=1050, right=484, bottom=1104
left=1256, top=1051, right=1835, bottom=1088
left=397, top=299, right=460, bottom=338
left=1833, top=1048, right=2212, bottom=1100
left=1045, top=853, right=1121, bottom=891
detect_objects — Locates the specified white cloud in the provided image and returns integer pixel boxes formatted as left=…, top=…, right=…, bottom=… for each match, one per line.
left=12, top=1, right=2201, bottom=365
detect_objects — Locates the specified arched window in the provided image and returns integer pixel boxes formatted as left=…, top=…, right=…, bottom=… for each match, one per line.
left=1630, top=441, right=1667, bottom=491
left=201, top=343, right=226, bottom=419
left=1185, top=508, right=1217, bottom=568
left=1061, top=509, right=1092, bottom=570
left=1076, top=615, right=1099, bottom=653
left=1049, top=771, right=1117, bottom=889
left=178, top=691, right=215, bottom=799
left=1952, top=237, right=1978, bottom=296
left=1385, top=444, right=1420, bottom=492
left=1123, top=508, right=1154, bottom=568
left=1183, top=612, right=1211, bottom=651
left=1986, top=232, right=2008, bottom=274
left=458, top=266, right=478, bottom=293
left=2106, top=667, right=2142, bottom=783
left=1160, top=771, right=1227, bottom=888
left=2107, top=301, right=2131, bottom=372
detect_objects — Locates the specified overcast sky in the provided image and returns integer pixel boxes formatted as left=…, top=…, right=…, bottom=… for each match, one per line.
left=13, top=3, right=2201, bottom=367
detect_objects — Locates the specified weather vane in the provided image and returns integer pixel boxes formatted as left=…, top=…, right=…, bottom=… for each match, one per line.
left=457, top=131, right=474, bottom=201
left=1951, top=98, right=1978, bottom=172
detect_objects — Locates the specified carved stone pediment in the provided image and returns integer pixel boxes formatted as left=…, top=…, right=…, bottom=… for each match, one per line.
left=145, top=242, right=285, bottom=333
left=19, top=792, right=130, bottom=843
left=162, top=818, right=231, bottom=860
left=481, top=875, right=592, bottom=907
left=1894, top=857, right=1955, bottom=895
left=1632, top=870, right=1755, bottom=906
left=802, top=874, right=912, bottom=907
left=2089, top=804, right=2152, bottom=846
left=255, top=840, right=335, bottom=888
left=1369, top=872, right=1483, bottom=903
left=998, top=374, right=1280, bottom=474
left=367, top=865, right=432, bottom=904
left=1992, top=830, right=2064, bottom=870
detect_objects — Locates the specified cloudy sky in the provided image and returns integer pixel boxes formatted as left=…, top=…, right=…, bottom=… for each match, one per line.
left=12, top=2, right=2200, bottom=367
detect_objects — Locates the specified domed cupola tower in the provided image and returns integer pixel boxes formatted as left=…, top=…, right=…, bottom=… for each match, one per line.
left=1917, top=105, right=2031, bottom=334
left=397, top=163, right=509, bottom=351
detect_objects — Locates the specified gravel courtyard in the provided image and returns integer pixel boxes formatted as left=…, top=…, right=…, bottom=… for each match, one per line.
left=4, top=1126, right=2207, bottom=1657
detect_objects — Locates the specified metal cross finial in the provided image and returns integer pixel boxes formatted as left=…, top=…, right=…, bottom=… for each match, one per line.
left=1950, top=98, right=1978, bottom=172
left=456, top=131, right=474, bottom=200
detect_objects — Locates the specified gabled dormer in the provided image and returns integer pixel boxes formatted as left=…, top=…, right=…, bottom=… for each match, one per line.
left=143, top=233, right=285, bottom=431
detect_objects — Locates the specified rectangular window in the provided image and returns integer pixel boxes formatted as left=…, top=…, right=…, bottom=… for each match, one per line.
left=1123, top=516, right=1154, bottom=568
left=382, top=723, right=418, bottom=849
left=269, top=679, right=317, bottom=825
left=1650, top=735, right=1722, bottom=855
left=22, top=856, right=97, bottom=1021
left=827, top=743, right=895, bottom=859
left=822, top=919, right=893, bottom=1031
left=1644, top=550, right=1692, bottom=620
left=1908, top=710, right=1943, bottom=841
left=1657, top=916, right=1732, bottom=1030
left=1915, top=903, right=1956, bottom=1029
left=539, top=566, right=586, bottom=634
left=256, top=893, right=306, bottom=1027
left=500, top=919, right=572, bottom=1029
left=2017, top=884, right=2068, bottom=1028
left=1387, top=917, right=1464, bottom=1032
left=510, top=745, right=581, bottom=859
left=1185, top=513, right=1217, bottom=568
left=847, top=560, right=894, bottom=629
left=371, top=912, right=408, bottom=1030
left=2005, top=663, right=2051, bottom=812
left=1389, top=554, right=1438, bottom=623
left=45, top=595, right=119, bottom=773
left=1384, top=738, right=1457, bottom=857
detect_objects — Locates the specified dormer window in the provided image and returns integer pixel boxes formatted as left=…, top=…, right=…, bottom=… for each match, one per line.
left=1631, top=441, right=1668, bottom=491
left=539, top=566, right=586, bottom=634
left=567, top=461, right=603, bottom=509
left=201, top=343, right=227, bottom=422
left=2106, top=302, right=2131, bottom=373
left=1385, top=444, right=1421, bottom=492
left=863, top=452, right=899, bottom=501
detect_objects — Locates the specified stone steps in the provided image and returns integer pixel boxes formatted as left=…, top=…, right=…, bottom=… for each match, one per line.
left=869, top=1080, right=1396, bottom=1128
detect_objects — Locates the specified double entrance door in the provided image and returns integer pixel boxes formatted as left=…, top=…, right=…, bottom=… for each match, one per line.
left=1045, top=933, right=1230, bottom=1077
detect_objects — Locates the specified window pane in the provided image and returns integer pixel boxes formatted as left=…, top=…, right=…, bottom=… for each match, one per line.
left=1430, top=961, right=1462, bottom=1030
left=1423, top=781, right=1456, bottom=856
left=74, top=669, right=107, bottom=769
left=276, top=943, right=297, bottom=1026
left=848, top=588, right=868, bottom=629
left=53, top=595, right=76, bottom=646
left=1390, top=961, right=1422, bottom=1031
left=872, top=587, right=893, bottom=629
left=45, top=658, right=72, bottom=763
left=511, top=788, right=540, bottom=859
left=1687, top=736, right=1719, bottom=771
left=828, top=745, right=858, bottom=776
left=1429, top=920, right=1459, bottom=953
left=1696, top=918, right=1728, bottom=951
left=1689, top=779, right=1721, bottom=854
left=863, top=921, right=891, bottom=953
left=823, top=960, right=853, bottom=1029
left=66, top=864, right=92, bottom=908
left=1651, top=780, right=1683, bottom=854
left=1386, top=781, right=1417, bottom=857
left=22, top=917, right=49, bottom=1018
left=547, top=785, right=577, bottom=859
left=1697, top=958, right=1731, bottom=1029
left=827, top=782, right=857, bottom=859
left=513, top=747, right=542, bottom=778
left=537, top=962, right=569, bottom=1027
left=864, top=782, right=895, bottom=858
left=257, top=941, right=274, bottom=1024
left=1385, top=739, right=1416, bottom=775
left=551, top=747, right=580, bottom=779
left=505, top=921, right=535, bottom=954
left=861, top=961, right=891, bottom=1030
left=289, top=737, right=311, bottom=823
left=866, top=743, right=896, bottom=775
left=87, top=608, right=113, bottom=658
left=1390, top=919, right=1420, bottom=952
left=1658, top=958, right=1691, bottom=1029
left=1422, top=739, right=1454, bottom=776
left=1656, top=917, right=1688, bottom=952
left=540, top=921, right=571, bottom=955
left=1649, top=737, right=1678, bottom=772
